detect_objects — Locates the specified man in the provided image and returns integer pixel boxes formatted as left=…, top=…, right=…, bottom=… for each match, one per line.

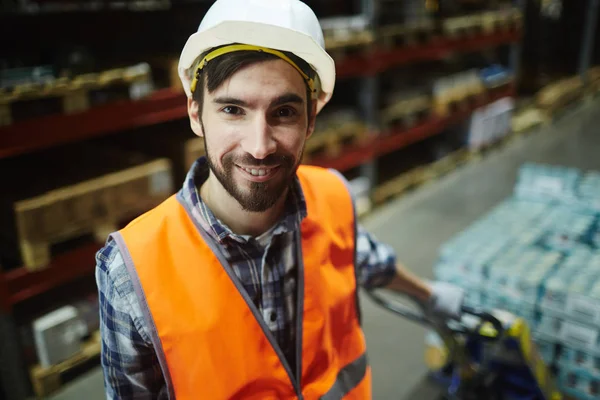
left=95, top=0, right=465, bottom=398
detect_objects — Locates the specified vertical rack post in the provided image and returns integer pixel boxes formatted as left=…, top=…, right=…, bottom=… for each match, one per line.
left=0, top=312, right=30, bottom=400
left=509, top=0, right=527, bottom=86
left=358, top=76, right=379, bottom=190
left=358, top=0, right=379, bottom=195
left=579, top=0, right=599, bottom=85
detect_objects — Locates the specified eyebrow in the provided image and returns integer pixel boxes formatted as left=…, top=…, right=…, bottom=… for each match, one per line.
left=212, top=93, right=304, bottom=108
left=271, top=93, right=304, bottom=107
left=213, top=97, right=249, bottom=107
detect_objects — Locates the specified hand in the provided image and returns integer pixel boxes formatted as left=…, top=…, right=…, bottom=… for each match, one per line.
left=423, top=281, right=465, bottom=322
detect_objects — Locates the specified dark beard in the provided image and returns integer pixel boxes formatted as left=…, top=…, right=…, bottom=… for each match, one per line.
left=203, top=135, right=303, bottom=212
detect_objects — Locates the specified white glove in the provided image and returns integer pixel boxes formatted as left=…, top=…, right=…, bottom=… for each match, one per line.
left=423, top=281, right=465, bottom=321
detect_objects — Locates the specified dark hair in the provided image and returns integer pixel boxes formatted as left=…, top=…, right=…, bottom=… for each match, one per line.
left=191, top=45, right=316, bottom=117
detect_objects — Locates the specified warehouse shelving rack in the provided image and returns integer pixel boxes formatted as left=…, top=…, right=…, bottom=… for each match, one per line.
left=0, top=2, right=527, bottom=399
left=0, top=30, right=520, bottom=160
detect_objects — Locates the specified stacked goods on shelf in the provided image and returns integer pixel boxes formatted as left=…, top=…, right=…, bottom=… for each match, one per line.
left=511, top=104, right=548, bottom=134
left=377, top=0, right=434, bottom=48
left=432, top=69, right=485, bottom=115
left=372, top=121, right=471, bottom=205
left=0, top=63, right=153, bottom=126
left=373, top=140, right=437, bottom=205
left=441, top=7, right=523, bottom=37
left=377, top=0, right=432, bottom=27
left=433, top=163, right=600, bottom=400
left=479, top=64, right=513, bottom=89
left=303, top=108, right=367, bottom=163
left=433, top=64, right=514, bottom=113
left=535, top=76, right=585, bottom=117
left=466, top=95, right=514, bottom=151
left=30, top=328, right=101, bottom=397
left=442, top=12, right=486, bottom=36
left=0, top=142, right=173, bottom=271
left=480, top=7, right=524, bottom=32
left=25, top=295, right=102, bottom=397
left=378, top=19, right=435, bottom=49
left=147, top=56, right=184, bottom=93
left=383, top=63, right=513, bottom=130
left=381, top=89, right=432, bottom=130
left=107, top=119, right=205, bottom=188
left=376, top=3, right=522, bottom=50
left=380, top=69, right=432, bottom=130
left=513, top=65, right=600, bottom=135
left=319, top=15, right=374, bottom=60
left=370, top=61, right=516, bottom=205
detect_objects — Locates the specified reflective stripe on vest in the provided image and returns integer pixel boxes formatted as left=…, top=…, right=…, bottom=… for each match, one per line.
left=320, top=353, right=368, bottom=400
left=112, top=165, right=371, bottom=399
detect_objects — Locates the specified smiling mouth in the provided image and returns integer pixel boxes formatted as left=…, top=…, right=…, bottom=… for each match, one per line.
left=236, top=165, right=280, bottom=177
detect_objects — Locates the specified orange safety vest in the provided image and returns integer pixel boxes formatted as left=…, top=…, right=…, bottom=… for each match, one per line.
left=111, top=165, right=371, bottom=399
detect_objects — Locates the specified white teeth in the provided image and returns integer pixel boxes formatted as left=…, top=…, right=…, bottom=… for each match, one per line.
left=242, top=167, right=271, bottom=177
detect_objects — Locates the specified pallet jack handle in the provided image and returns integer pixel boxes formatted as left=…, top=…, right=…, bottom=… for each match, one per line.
left=364, top=288, right=505, bottom=340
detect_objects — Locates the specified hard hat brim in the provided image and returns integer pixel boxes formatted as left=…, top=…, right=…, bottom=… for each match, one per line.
left=178, top=20, right=336, bottom=113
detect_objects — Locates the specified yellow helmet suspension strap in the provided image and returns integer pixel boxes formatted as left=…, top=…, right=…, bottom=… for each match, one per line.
left=189, top=44, right=316, bottom=96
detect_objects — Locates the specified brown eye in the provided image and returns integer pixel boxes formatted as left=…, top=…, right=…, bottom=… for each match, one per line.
left=276, top=107, right=296, bottom=118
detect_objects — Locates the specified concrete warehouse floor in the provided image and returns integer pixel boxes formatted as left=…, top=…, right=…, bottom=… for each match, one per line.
left=49, top=96, right=600, bottom=400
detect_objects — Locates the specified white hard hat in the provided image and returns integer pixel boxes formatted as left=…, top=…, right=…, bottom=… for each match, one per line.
left=178, top=0, right=336, bottom=114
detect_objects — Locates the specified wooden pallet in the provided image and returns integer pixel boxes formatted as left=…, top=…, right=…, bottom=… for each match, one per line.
left=303, top=121, right=369, bottom=163
left=587, top=66, right=600, bottom=94
left=184, top=137, right=206, bottom=171
left=324, top=30, right=375, bottom=60
left=432, top=74, right=489, bottom=117
left=511, top=106, right=548, bottom=134
left=373, top=166, right=432, bottom=204
left=536, top=76, right=584, bottom=117
left=427, top=149, right=472, bottom=178
left=148, top=56, right=184, bottom=93
left=373, top=149, right=472, bottom=204
left=14, top=158, right=173, bottom=270
left=381, top=94, right=432, bottom=130
left=433, top=91, right=485, bottom=117
left=443, top=8, right=522, bottom=38
left=0, top=63, right=152, bottom=126
left=480, top=9, right=523, bottom=34
left=378, top=21, right=436, bottom=49
left=30, top=331, right=101, bottom=398
left=442, top=15, right=484, bottom=37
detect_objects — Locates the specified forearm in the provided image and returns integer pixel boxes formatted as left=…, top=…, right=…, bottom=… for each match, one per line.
left=354, top=222, right=431, bottom=302
left=384, top=262, right=432, bottom=303
left=384, top=262, right=466, bottom=321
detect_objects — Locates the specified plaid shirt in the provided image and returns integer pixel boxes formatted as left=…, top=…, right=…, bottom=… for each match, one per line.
left=95, top=158, right=397, bottom=399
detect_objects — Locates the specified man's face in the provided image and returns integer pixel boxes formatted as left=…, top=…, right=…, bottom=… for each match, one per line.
left=193, top=59, right=316, bottom=212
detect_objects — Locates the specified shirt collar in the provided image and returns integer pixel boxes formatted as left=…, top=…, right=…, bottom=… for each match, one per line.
left=180, top=156, right=307, bottom=244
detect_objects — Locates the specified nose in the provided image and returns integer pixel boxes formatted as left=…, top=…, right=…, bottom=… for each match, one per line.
left=241, top=114, right=277, bottom=160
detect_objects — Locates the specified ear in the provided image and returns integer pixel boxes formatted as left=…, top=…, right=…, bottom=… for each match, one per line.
left=305, top=101, right=318, bottom=140
left=188, top=97, right=204, bottom=137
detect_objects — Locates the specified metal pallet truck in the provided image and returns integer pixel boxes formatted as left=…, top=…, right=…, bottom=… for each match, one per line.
left=365, top=288, right=564, bottom=400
